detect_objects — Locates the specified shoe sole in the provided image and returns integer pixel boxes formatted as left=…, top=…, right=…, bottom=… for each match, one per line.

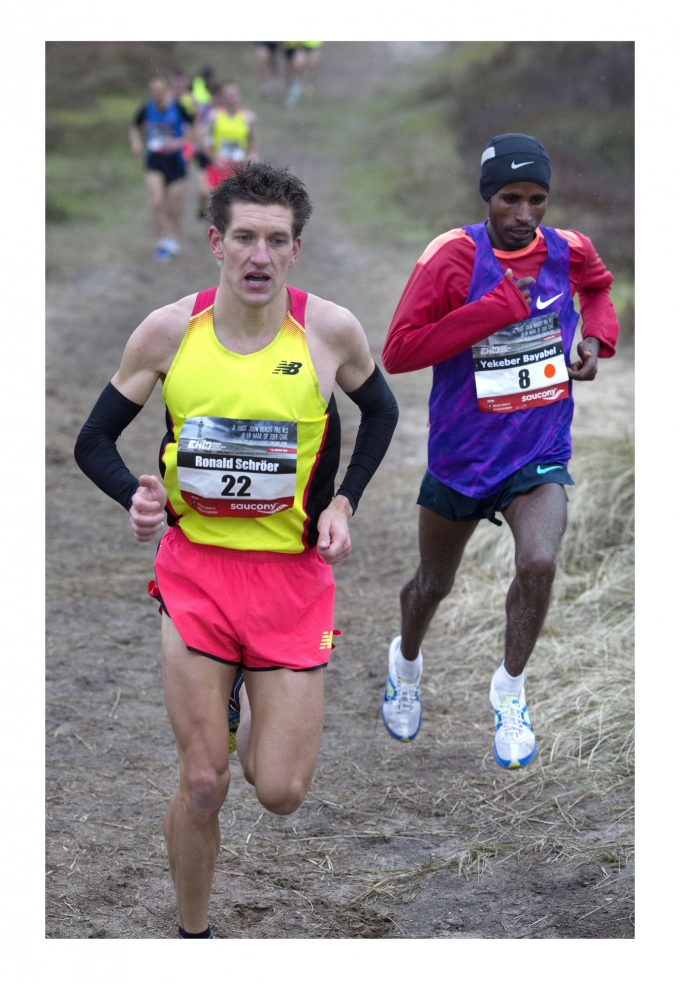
left=381, top=701, right=422, bottom=742
left=493, top=743, right=537, bottom=769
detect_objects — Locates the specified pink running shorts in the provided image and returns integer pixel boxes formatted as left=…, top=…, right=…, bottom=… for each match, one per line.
left=152, top=525, right=337, bottom=670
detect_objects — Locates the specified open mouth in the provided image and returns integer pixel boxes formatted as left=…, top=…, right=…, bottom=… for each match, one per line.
left=245, top=274, right=270, bottom=286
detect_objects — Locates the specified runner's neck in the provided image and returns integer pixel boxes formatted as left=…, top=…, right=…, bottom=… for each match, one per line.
left=211, top=285, right=290, bottom=355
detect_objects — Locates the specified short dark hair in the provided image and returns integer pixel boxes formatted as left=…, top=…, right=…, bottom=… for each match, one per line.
left=208, top=161, right=313, bottom=239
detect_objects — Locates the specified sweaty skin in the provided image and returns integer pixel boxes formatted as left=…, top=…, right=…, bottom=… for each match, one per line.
left=486, top=181, right=547, bottom=251
left=112, top=201, right=375, bottom=564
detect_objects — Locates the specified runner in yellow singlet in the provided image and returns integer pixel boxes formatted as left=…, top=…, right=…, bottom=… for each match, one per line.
left=202, top=81, right=257, bottom=190
left=75, top=162, right=398, bottom=938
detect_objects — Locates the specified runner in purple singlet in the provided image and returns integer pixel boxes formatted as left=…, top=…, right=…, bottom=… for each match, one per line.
left=379, top=133, right=621, bottom=768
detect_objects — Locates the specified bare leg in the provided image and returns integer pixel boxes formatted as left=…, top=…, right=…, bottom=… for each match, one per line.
left=166, top=178, right=186, bottom=241
left=197, top=168, right=210, bottom=217
left=239, top=668, right=324, bottom=814
left=146, top=170, right=167, bottom=239
left=501, top=483, right=568, bottom=676
left=304, top=49, right=321, bottom=92
left=256, top=46, right=277, bottom=94
left=286, top=49, right=307, bottom=107
left=235, top=684, right=251, bottom=777
left=161, top=615, right=237, bottom=933
left=399, top=506, right=478, bottom=660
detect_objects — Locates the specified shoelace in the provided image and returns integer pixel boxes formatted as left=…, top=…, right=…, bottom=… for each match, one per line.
left=498, top=697, right=526, bottom=741
left=395, top=676, right=418, bottom=714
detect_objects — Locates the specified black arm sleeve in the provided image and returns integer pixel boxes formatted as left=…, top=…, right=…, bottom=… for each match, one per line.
left=335, top=364, right=399, bottom=514
left=74, top=382, right=144, bottom=511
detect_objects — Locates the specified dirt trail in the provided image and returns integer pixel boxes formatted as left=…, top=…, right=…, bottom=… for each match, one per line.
left=46, top=42, right=633, bottom=939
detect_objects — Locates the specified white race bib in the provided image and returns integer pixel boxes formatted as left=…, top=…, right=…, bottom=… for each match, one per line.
left=473, top=312, right=570, bottom=414
left=216, top=141, right=246, bottom=164
left=176, top=417, right=297, bottom=517
left=146, top=124, right=170, bottom=153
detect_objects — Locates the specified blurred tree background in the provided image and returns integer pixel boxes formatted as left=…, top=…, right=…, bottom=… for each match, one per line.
left=46, top=41, right=634, bottom=340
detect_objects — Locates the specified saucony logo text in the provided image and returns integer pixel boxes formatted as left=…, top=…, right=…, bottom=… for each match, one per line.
left=521, top=387, right=565, bottom=403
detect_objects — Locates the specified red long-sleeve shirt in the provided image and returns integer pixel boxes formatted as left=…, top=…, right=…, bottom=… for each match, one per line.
left=382, top=226, right=619, bottom=374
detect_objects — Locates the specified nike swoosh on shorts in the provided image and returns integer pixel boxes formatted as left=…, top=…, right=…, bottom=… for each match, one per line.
left=536, top=293, right=563, bottom=309
left=536, top=464, right=562, bottom=474
left=510, top=161, right=535, bottom=169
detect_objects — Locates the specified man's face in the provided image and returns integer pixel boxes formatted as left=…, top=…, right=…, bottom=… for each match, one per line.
left=149, top=78, right=170, bottom=107
left=208, top=202, right=301, bottom=308
left=222, top=85, right=240, bottom=113
left=486, top=182, right=548, bottom=251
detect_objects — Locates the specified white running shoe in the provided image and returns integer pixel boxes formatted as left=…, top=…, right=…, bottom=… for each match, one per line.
left=489, top=685, right=536, bottom=769
left=285, top=77, right=304, bottom=108
left=381, top=636, right=422, bottom=742
left=160, top=238, right=181, bottom=255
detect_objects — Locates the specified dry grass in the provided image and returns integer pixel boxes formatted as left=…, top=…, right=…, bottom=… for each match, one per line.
left=348, top=436, right=634, bottom=903
left=441, top=436, right=634, bottom=775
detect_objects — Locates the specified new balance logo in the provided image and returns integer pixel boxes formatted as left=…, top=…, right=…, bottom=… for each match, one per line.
left=320, top=631, right=334, bottom=650
left=273, top=361, right=303, bottom=375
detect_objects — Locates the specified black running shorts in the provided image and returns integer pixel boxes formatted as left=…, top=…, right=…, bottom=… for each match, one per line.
left=146, top=152, right=187, bottom=184
left=417, top=461, right=574, bottom=527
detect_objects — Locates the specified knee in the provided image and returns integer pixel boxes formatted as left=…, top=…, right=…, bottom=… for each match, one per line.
left=242, top=761, right=256, bottom=787
left=516, top=551, right=557, bottom=587
left=406, top=568, right=453, bottom=606
left=256, top=778, right=306, bottom=816
left=182, top=767, right=230, bottom=822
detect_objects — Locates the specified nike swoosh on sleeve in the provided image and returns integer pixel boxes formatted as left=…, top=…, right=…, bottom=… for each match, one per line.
left=536, top=465, right=562, bottom=473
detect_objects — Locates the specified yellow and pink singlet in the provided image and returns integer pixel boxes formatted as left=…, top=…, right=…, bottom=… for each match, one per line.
left=153, top=286, right=340, bottom=669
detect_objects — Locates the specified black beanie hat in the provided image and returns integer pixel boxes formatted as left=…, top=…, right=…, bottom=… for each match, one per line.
left=479, top=133, right=551, bottom=201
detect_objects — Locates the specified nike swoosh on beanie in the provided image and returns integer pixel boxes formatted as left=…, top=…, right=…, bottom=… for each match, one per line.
left=479, top=133, right=551, bottom=200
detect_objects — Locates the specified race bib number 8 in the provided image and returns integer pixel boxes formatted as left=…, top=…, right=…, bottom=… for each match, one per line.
left=176, top=417, right=297, bottom=517
left=473, top=312, right=570, bottom=414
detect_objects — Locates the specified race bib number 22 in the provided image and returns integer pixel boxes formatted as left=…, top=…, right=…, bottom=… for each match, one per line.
left=472, top=312, right=570, bottom=414
left=176, top=417, right=297, bottom=517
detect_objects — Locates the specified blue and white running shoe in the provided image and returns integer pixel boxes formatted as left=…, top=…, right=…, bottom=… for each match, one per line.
left=381, top=636, right=422, bottom=742
left=153, top=245, right=171, bottom=262
left=159, top=237, right=181, bottom=255
left=490, top=686, right=536, bottom=769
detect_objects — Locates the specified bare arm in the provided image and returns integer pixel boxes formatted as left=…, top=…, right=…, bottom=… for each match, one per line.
left=111, top=297, right=192, bottom=403
left=129, top=125, right=144, bottom=156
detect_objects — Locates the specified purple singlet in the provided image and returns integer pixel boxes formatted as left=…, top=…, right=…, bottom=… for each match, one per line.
left=427, top=222, right=580, bottom=498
